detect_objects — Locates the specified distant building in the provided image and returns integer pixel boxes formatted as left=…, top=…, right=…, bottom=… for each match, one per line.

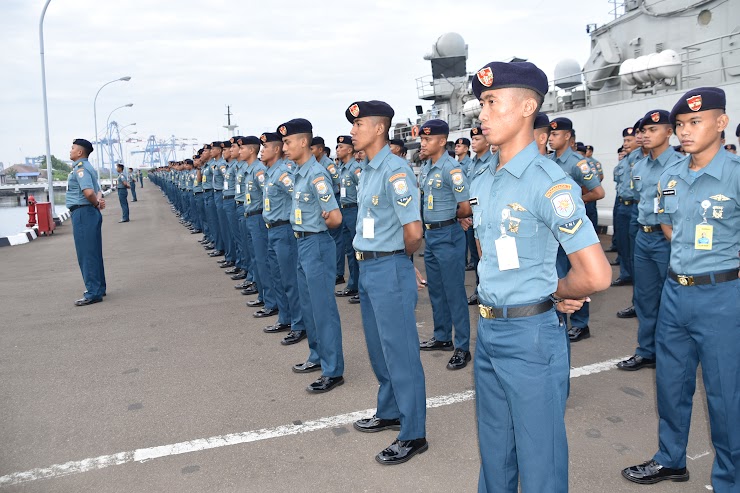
left=6, top=164, right=41, bottom=184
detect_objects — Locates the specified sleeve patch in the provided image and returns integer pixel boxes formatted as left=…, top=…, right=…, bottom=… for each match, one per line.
left=558, top=218, right=583, bottom=235
left=451, top=172, right=464, bottom=186
left=279, top=172, right=288, bottom=181
left=315, top=180, right=329, bottom=196
left=354, top=168, right=362, bottom=175
left=281, top=175, right=293, bottom=187
left=396, top=196, right=412, bottom=207
left=449, top=168, right=462, bottom=174
left=454, top=186, right=465, bottom=193
left=544, top=182, right=572, bottom=198
left=551, top=192, right=575, bottom=218
left=392, top=179, right=409, bottom=195
left=77, top=170, right=85, bottom=178
left=319, top=194, right=332, bottom=202
left=577, top=160, right=591, bottom=174
left=312, top=176, right=324, bottom=184
left=389, top=172, right=407, bottom=182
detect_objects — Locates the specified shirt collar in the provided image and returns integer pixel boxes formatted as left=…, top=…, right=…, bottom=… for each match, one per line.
left=367, top=145, right=391, bottom=170
left=676, top=147, right=728, bottom=181
left=555, top=146, right=575, bottom=165
left=489, top=141, right=539, bottom=179
left=297, top=155, right=318, bottom=177
left=431, top=152, right=451, bottom=169
left=474, top=150, right=491, bottom=163
left=650, top=146, right=677, bottom=168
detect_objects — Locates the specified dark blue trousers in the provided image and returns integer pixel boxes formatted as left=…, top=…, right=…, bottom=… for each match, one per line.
left=117, top=189, right=129, bottom=221
left=72, top=206, right=105, bottom=300
left=267, top=223, right=303, bottom=328
left=475, top=308, right=569, bottom=493
left=614, top=202, right=636, bottom=281
left=221, top=196, right=237, bottom=263
left=237, top=207, right=254, bottom=282
left=204, top=191, right=218, bottom=245
left=466, top=226, right=479, bottom=268
left=424, top=223, right=471, bottom=350
left=340, top=206, right=359, bottom=291
left=633, top=230, right=670, bottom=359
left=214, top=193, right=231, bottom=258
left=556, top=247, right=589, bottom=328
left=246, top=215, right=276, bottom=309
left=130, top=182, right=137, bottom=201
left=359, top=254, right=426, bottom=440
left=329, top=225, right=345, bottom=278
left=653, top=278, right=740, bottom=492
left=194, top=193, right=205, bottom=232
left=296, top=232, right=344, bottom=377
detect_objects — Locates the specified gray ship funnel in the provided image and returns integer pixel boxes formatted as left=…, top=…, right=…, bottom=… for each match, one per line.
left=554, top=59, right=583, bottom=90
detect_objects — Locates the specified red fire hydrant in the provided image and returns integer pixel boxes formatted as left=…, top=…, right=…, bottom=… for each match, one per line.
left=26, top=195, right=37, bottom=228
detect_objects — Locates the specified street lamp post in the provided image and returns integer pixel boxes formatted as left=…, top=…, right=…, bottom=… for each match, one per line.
left=106, top=104, right=133, bottom=186
left=93, top=76, right=131, bottom=175
left=39, top=0, right=56, bottom=217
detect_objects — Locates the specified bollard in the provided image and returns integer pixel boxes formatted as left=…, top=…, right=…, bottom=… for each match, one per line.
left=26, top=195, right=37, bottom=228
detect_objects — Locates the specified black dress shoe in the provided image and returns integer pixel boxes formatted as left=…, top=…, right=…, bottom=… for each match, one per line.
left=467, top=293, right=479, bottom=305
left=335, top=275, right=345, bottom=285
left=264, top=322, right=291, bottom=334
left=622, top=460, right=689, bottom=485
left=225, top=267, right=240, bottom=274
left=375, top=438, right=428, bottom=465
left=230, top=272, right=247, bottom=280
left=419, top=337, right=453, bottom=351
left=465, top=262, right=475, bottom=271
left=219, top=261, right=235, bottom=268
left=306, top=375, right=344, bottom=393
left=253, top=307, right=278, bottom=318
left=74, top=297, right=102, bottom=306
left=118, top=219, right=129, bottom=223
left=617, top=306, right=637, bottom=318
left=605, top=245, right=617, bottom=253
left=335, top=288, right=358, bottom=297
left=611, top=277, right=633, bottom=286
left=609, top=258, right=620, bottom=266
left=235, top=281, right=254, bottom=290
left=204, top=244, right=215, bottom=251
left=217, top=259, right=229, bottom=264
left=447, top=348, right=471, bottom=370
left=568, top=325, right=590, bottom=342
left=617, top=355, right=656, bottom=371
left=190, top=229, right=202, bottom=234
left=246, top=299, right=265, bottom=307
left=292, top=361, right=321, bottom=373
left=281, top=330, right=307, bottom=345
left=348, top=294, right=360, bottom=304
left=353, top=415, right=401, bottom=433
left=208, top=250, right=225, bottom=257
left=241, top=287, right=259, bottom=295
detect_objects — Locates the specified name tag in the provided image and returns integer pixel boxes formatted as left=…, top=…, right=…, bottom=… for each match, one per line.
left=653, top=197, right=660, bottom=214
left=695, top=224, right=713, bottom=250
left=427, top=194, right=433, bottom=209
left=340, top=187, right=346, bottom=198
left=224, top=180, right=229, bottom=189
left=495, top=236, right=520, bottom=271
left=246, top=193, right=251, bottom=205
left=362, top=217, right=375, bottom=239
left=295, top=209, right=302, bottom=225
left=236, top=184, right=241, bottom=194
left=264, top=198, right=271, bottom=211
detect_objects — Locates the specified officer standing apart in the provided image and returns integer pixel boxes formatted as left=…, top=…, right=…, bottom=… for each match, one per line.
left=335, top=135, right=362, bottom=299
left=417, top=119, right=473, bottom=371
left=470, top=61, right=611, bottom=493
left=280, top=118, right=345, bottom=393
left=67, top=139, right=107, bottom=306
left=116, top=163, right=130, bottom=223
left=128, top=167, right=138, bottom=202
left=622, top=88, right=740, bottom=491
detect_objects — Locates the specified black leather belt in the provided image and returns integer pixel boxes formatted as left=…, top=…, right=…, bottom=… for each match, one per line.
left=424, top=218, right=456, bottom=230
left=668, top=268, right=739, bottom=287
left=69, top=204, right=92, bottom=212
left=223, top=194, right=235, bottom=199
left=341, top=203, right=358, bottom=209
left=266, top=219, right=290, bottom=229
left=478, top=299, right=553, bottom=319
left=619, top=198, right=637, bottom=205
left=639, top=224, right=662, bottom=233
left=294, top=231, right=323, bottom=239
left=195, top=191, right=203, bottom=194
left=235, top=200, right=244, bottom=204
left=246, top=209, right=264, bottom=217
left=355, top=249, right=405, bottom=261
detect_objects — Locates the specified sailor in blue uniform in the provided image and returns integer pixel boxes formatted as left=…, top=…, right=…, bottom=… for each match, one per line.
left=471, top=61, right=611, bottom=493
left=128, top=167, right=138, bottom=202
left=229, top=140, right=249, bottom=280
left=219, top=141, right=238, bottom=270
left=202, top=145, right=222, bottom=254
left=334, top=135, right=361, bottom=299
left=622, top=87, right=740, bottom=492
left=115, top=163, right=130, bottom=223
left=67, top=139, right=107, bottom=306
left=311, top=136, right=345, bottom=284
left=280, top=118, right=345, bottom=394
left=259, top=132, right=306, bottom=342
left=612, top=127, right=638, bottom=292
left=208, top=143, right=227, bottom=257
left=192, top=156, right=205, bottom=235
left=616, top=110, right=683, bottom=371
left=417, top=119, right=473, bottom=370
left=345, top=100, right=428, bottom=465
left=548, top=117, right=606, bottom=341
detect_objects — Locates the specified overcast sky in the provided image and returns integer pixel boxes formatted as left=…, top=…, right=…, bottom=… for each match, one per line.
left=0, top=0, right=615, bottom=167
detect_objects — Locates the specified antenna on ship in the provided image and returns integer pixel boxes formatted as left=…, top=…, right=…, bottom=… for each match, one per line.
left=223, top=105, right=238, bottom=137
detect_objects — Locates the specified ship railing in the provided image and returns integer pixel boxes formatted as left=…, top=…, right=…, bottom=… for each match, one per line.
left=681, top=32, right=740, bottom=84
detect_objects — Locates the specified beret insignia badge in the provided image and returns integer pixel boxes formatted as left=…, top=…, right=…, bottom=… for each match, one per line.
left=349, top=104, right=360, bottom=118
left=279, top=126, right=287, bottom=136
left=422, top=127, right=431, bottom=135
left=477, top=67, right=494, bottom=87
left=472, top=128, right=479, bottom=135
left=651, top=112, right=660, bottom=122
left=687, top=95, right=702, bottom=111
left=260, top=134, right=267, bottom=142
left=550, top=122, right=558, bottom=130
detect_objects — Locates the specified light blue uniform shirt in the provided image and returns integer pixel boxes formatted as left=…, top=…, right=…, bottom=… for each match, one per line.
left=193, top=168, right=203, bottom=193
left=658, top=147, right=740, bottom=274
left=459, top=155, right=473, bottom=177
left=472, top=142, right=599, bottom=306
left=353, top=145, right=420, bottom=252
left=117, top=171, right=129, bottom=189
left=549, top=147, right=601, bottom=191
left=213, top=158, right=225, bottom=191
left=615, top=157, right=638, bottom=200
left=290, top=156, right=339, bottom=232
left=320, top=155, right=340, bottom=194
left=634, top=146, right=682, bottom=225
left=202, top=160, right=214, bottom=190
left=233, top=161, right=247, bottom=202
left=223, top=160, right=236, bottom=197
left=244, top=160, right=267, bottom=214
left=468, top=150, right=493, bottom=180
left=66, top=159, right=100, bottom=207
left=421, top=152, right=469, bottom=222
left=262, top=160, right=294, bottom=223
left=339, top=158, right=362, bottom=205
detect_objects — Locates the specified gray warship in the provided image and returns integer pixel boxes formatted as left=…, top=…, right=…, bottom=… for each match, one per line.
left=396, top=0, right=740, bottom=225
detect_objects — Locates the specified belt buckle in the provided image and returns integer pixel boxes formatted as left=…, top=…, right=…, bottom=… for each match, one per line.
left=294, top=232, right=300, bottom=239
left=642, top=225, right=651, bottom=233
left=478, top=305, right=495, bottom=319
left=425, top=224, right=431, bottom=230
left=355, top=252, right=364, bottom=261
left=677, top=275, right=694, bottom=286
left=265, top=223, right=271, bottom=228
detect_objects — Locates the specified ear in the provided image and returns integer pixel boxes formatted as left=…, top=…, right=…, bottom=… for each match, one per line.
left=717, top=113, right=729, bottom=132
left=522, top=96, right=538, bottom=119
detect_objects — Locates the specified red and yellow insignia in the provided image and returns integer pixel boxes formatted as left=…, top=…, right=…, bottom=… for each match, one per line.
left=550, top=122, right=558, bottom=130
left=651, top=112, right=660, bottom=122
left=230, top=137, right=236, bottom=143
left=476, top=66, right=494, bottom=87
left=422, top=127, right=431, bottom=135
left=260, top=134, right=267, bottom=143
left=687, top=95, right=702, bottom=112
left=349, top=104, right=360, bottom=118
left=338, top=136, right=344, bottom=143
left=472, top=128, right=479, bottom=135
left=627, top=128, right=634, bottom=135
left=457, top=139, right=462, bottom=145
left=278, top=125, right=287, bottom=136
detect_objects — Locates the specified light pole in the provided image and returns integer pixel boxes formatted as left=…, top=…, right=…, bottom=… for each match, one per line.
left=105, top=104, right=133, bottom=187
left=93, top=76, right=131, bottom=173
left=39, top=0, right=56, bottom=217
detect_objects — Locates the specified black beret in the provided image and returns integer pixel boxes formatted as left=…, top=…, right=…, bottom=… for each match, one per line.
left=221, top=141, right=232, bottom=148
left=585, top=145, right=593, bottom=152
left=622, top=127, right=635, bottom=137
left=260, top=132, right=281, bottom=144
left=472, top=61, right=548, bottom=99
left=229, top=136, right=244, bottom=145
left=203, top=144, right=212, bottom=150
left=345, top=100, right=395, bottom=123
left=419, top=119, right=449, bottom=136
left=185, top=159, right=194, bottom=165
left=193, top=154, right=198, bottom=159
left=639, top=109, right=670, bottom=128
left=549, top=117, right=573, bottom=131
left=633, top=119, right=643, bottom=132
left=311, top=136, right=325, bottom=147
left=576, top=143, right=587, bottom=153
left=337, top=135, right=353, bottom=145
left=73, top=138, right=94, bottom=153
left=238, top=136, right=261, bottom=146
left=670, top=87, right=726, bottom=123
left=389, top=138, right=404, bottom=147
left=211, top=141, right=221, bottom=147
left=455, top=137, right=471, bottom=147
left=277, top=118, right=313, bottom=137
left=725, top=144, right=737, bottom=151
left=736, top=123, right=740, bottom=137
left=533, top=112, right=550, bottom=129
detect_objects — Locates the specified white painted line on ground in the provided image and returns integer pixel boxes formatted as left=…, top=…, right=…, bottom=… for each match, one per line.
left=688, top=450, right=711, bottom=461
left=0, top=356, right=625, bottom=487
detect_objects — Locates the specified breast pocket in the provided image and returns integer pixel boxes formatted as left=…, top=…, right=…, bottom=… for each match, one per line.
left=508, top=215, right=540, bottom=260
left=662, top=195, right=678, bottom=214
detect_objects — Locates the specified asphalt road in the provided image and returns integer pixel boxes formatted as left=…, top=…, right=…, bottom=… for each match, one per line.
left=0, top=184, right=715, bottom=492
